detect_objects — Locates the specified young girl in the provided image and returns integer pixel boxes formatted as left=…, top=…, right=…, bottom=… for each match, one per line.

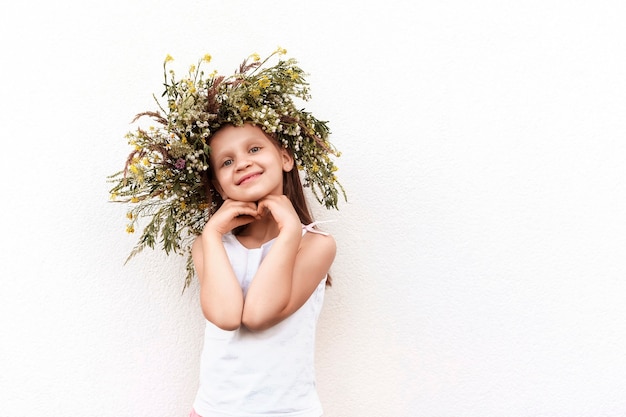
left=109, top=48, right=344, bottom=416
left=190, top=122, right=335, bottom=416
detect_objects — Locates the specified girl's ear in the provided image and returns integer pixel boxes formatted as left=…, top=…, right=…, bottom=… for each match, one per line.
left=281, top=148, right=295, bottom=172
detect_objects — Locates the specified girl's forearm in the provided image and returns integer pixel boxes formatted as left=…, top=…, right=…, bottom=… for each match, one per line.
left=241, top=230, right=300, bottom=329
left=199, top=233, right=244, bottom=330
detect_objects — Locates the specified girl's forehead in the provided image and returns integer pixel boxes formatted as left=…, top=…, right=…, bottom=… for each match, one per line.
left=209, top=125, right=276, bottom=153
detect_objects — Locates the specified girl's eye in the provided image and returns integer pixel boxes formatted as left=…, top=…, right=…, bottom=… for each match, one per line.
left=222, top=159, right=233, bottom=167
left=250, top=146, right=260, bottom=153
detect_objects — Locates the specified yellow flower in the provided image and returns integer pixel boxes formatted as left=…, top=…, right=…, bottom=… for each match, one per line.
left=250, top=88, right=261, bottom=97
left=130, top=165, right=139, bottom=175
left=110, top=193, right=117, bottom=201
left=276, top=46, right=287, bottom=55
left=190, top=64, right=196, bottom=73
left=165, top=54, right=174, bottom=63
left=202, top=54, right=212, bottom=63
left=287, top=69, right=298, bottom=80
left=131, top=197, right=139, bottom=203
left=258, top=76, right=271, bottom=89
left=240, top=104, right=250, bottom=112
left=126, top=212, right=133, bottom=220
left=180, top=201, right=187, bottom=210
left=142, top=158, right=150, bottom=166
left=312, top=162, right=319, bottom=172
left=251, top=53, right=261, bottom=62
left=209, top=70, right=218, bottom=77
left=126, top=225, right=135, bottom=234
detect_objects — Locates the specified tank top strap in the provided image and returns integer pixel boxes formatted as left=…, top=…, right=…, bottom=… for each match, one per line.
left=301, top=220, right=336, bottom=236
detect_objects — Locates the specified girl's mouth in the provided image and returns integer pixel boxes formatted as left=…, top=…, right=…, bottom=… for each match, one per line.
left=237, top=173, right=261, bottom=185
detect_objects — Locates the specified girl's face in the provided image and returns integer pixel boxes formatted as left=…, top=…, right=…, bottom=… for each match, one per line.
left=209, top=124, right=294, bottom=202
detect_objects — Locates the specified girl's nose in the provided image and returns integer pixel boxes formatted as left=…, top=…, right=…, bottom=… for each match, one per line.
left=235, top=156, right=252, bottom=171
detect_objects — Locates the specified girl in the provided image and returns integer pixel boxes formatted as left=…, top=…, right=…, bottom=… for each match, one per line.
left=190, top=122, right=336, bottom=416
left=109, top=48, right=344, bottom=416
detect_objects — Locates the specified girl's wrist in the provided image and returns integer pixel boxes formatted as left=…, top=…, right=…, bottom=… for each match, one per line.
left=202, top=227, right=224, bottom=243
left=278, top=223, right=302, bottom=240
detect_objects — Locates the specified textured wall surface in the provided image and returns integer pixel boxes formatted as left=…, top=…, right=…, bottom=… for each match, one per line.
left=2, top=1, right=626, bottom=416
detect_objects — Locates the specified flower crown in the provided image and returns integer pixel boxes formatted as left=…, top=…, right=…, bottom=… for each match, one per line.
left=108, top=47, right=345, bottom=288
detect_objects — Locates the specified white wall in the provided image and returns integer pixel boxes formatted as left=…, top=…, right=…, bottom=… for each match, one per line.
left=2, top=1, right=626, bottom=416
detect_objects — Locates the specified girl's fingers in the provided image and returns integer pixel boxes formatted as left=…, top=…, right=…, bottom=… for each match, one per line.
left=227, top=204, right=259, bottom=222
left=231, top=214, right=256, bottom=228
left=255, top=199, right=277, bottom=218
left=205, top=200, right=260, bottom=235
left=256, top=196, right=300, bottom=230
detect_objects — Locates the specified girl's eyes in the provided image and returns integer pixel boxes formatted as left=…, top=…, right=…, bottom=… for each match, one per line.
left=220, top=147, right=260, bottom=167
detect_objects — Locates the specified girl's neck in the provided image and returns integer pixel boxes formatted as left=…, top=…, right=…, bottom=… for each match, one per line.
left=235, top=213, right=281, bottom=248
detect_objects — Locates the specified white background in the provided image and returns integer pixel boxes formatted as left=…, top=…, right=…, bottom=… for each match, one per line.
left=2, top=1, right=626, bottom=416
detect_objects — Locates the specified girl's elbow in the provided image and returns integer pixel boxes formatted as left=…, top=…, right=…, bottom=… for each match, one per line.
left=241, top=312, right=263, bottom=331
left=215, top=319, right=241, bottom=331
left=202, top=307, right=241, bottom=331
left=241, top=311, right=277, bottom=331
left=241, top=297, right=289, bottom=331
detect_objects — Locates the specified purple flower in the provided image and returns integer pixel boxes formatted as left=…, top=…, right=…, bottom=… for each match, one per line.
left=174, top=158, right=186, bottom=169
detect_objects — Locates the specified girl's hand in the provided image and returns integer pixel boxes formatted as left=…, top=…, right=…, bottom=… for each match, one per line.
left=203, top=199, right=260, bottom=236
left=257, top=195, right=301, bottom=234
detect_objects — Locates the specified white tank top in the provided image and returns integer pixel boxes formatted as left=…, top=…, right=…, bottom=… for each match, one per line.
left=193, top=228, right=326, bottom=417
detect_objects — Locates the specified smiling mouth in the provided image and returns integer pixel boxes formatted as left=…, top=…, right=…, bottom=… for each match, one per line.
left=237, top=173, right=261, bottom=185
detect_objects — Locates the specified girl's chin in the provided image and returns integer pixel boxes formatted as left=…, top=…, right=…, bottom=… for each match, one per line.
left=229, top=195, right=263, bottom=203
left=231, top=191, right=279, bottom=202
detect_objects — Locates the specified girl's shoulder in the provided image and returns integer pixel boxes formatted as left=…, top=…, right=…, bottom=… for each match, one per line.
left=300, top=225, right=336, bottom=256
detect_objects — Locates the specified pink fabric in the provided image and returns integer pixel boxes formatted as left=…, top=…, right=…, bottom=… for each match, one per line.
left=189, top=409, right=202, bottom=417
left=302, top=220, right=334, bottom=235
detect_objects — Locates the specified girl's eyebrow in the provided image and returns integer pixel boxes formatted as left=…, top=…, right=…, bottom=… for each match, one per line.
left=243, top=136, right=265, bottom=145
left=211, top=144, right=235, bottom=157
left=210, top=135, right=267, bottom=158
left=209, top=149, right=228, bottom=162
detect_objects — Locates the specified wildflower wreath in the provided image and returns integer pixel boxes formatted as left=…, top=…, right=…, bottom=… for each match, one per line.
left=108, top=47, right=345, bottom=288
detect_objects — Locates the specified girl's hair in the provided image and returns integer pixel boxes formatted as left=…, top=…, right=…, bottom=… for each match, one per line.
left=203, top=125, right=332, bottom=285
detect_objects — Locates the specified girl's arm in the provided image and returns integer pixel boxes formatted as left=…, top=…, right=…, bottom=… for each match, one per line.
left=192, top=199, right=260, bottom=330
left=242, top=196, right=336, bottom=331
